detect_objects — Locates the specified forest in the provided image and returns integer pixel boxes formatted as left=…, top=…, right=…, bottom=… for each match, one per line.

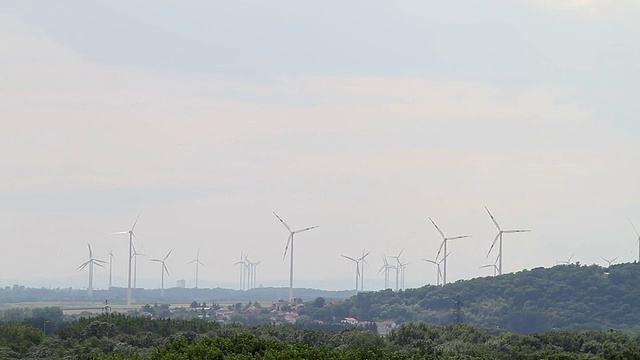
left=301, top=263, right=640, bottom=334
left=1, top=313, right=640, bottom=359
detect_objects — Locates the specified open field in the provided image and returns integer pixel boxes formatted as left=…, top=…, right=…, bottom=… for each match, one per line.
left=0, top=300, right=274, bottom=315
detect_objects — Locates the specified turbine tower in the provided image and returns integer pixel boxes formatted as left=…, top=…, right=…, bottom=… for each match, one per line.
left=112, top=211, right=142, bottom=306
left=273, top=212, right=319, bottom=302
left=150, top=249, right=172, bottom=298
left=108, top=251, right=114, bottom=291
left=359, top=249, right=371, bottom=292
left=485, top=207, right=530, bottom=275
left=601, top=256, right=618, bottom=267
left=189, top=250, right=204, bottom=289
left=77, top=243, right=105, bottom=298
left=629, top=217, right=640, bottom=262
left=398, top=260, right=409, bottom=290
left=342, top=254, right=360, bottom=292
left=430, top=218, right=471, bottom=285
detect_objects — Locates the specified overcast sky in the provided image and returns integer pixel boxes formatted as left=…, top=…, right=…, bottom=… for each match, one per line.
left=1, top=1, right=640, bottom=292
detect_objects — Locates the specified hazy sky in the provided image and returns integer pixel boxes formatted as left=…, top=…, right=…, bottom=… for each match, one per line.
left=1, top=1, right=640, bottom=291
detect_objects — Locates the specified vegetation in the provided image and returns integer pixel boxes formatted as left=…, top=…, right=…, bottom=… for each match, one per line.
left=2, top=313, right=640, bottom=358
left=311, top=263, right=640, bottom=334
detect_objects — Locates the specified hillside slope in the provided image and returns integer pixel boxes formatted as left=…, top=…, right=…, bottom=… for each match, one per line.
left=316, top=263, right=640, bottom=334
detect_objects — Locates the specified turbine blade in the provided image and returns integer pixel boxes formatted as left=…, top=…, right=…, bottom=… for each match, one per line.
left=429, top=218, right=446, bottom=239
left=112, top=231, right=129, bottom=235
left=612, top=257, right=619, bottom=262
left=398, top=248, right=404, bottom=258
left=163, top=263, right=170, bottom=276
left=486, top=232, right=501, bottom=258
left=423, top=259, right=437, bottom=265
left=629, top=217, right=640, bottom=237
left=150, top=259, right=162, bottom=262
left=282, top=234, right=292, bottom=260
left=77, top=261, right=90, bottom=270
left=435, top=240, right=446, bottom=260
left=294, top=225, right=319, bottom=233
left=600, top=257, right=608, bottom=262
left=485, top=207, right=501, bottom=231
left=273, top=212, right=292, bottom=232
left=131, top=211, right=142, bottom=231
left=164, top=249, right=173, bottom=260
left=504, top=229, right=530, bottom=233
left=342, top=255, right=357, bottom=262
left=87, top=243, right=93, bottom=257
left=94, top=261, right=105, bottom=268
left=447, top=235, right=471, bottom=241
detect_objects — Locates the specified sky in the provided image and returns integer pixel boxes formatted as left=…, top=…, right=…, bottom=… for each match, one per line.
left=1, top=0, right=640, bottom=292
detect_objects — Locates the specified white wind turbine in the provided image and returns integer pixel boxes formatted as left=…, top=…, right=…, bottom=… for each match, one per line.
left=132, top=243, right=145, bottom=289
left=112, top=212, right=142, bottom=305
left=359, top=249, right=371, bottom=292
left=150, top=249, right=172, bottom=298
left=378, top=254, right=395, bottom=290
left=430, top=218, right=471, bottom=285
left=77, top=243, right=105, bottom=298
left=273, top=212, right=319, bottom=302
left=557, top=253, right=574, bottom=265
left=485, top=207, right=530, bottom=275
left=234, top=252, right=247, bottom=290
left=629, top=217, right=640, bottom=262
left=423, top=252, right=449, bottom=286
left=108, top=251, right=114, bottom=291
left=398, top=259, right=409, bottom=291
left=601, top=256, right=618, bottom=267
left=342, top=254, right=361, bottom=292
left=388, top=249, right=404, bottom=291
left=189, top=250, right=205, bottom=289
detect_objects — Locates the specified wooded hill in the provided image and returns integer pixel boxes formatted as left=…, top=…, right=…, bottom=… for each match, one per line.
left=315, top=263, right=640, bottom=334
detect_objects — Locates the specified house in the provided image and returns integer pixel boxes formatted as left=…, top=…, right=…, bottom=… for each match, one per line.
left=375, top=320, right=397, bottom=335
left=341, top=317, right=358, bottom=325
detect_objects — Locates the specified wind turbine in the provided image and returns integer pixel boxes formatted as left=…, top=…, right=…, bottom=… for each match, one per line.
left=398, top=260, right=409, bottom=290
left=108, top=251, right=114, bottom=291
left=629, top=217, right=640, bottom=262
left=429, top=218, right=471, bottom=285
left=485, top=207, right=530, bottom=275
left=359, top=249, right=371, bottom=292
left=342, top=254, right=360, bottom=292
left=132, top=243, right=145, bottom=289
left=388, top=249, right=404, bottom=291
left=247, top=259, right=262, bottom=289
left=77, top=243, right=105, bottom=298
left=273, top=212, right=319, bottom=302
left=189, top=250, right=205, bottom=289
left=150, top=249, right=172, bottom=298
left=112, top=211, right=142, bottom=305
left=601, top=256, right=618, bottom=267
left=234, top=252, right=247, bottom=290
left=378, top=254, right=395, bottom=290
left=423, top=252, right=449, bottom=286
left=557, top=253, right=574, bottom=265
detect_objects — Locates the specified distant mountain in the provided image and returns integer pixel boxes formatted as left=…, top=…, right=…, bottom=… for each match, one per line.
left=309, top=263, right=640, bottom=334
left=0, top=284, right=354, bottom=303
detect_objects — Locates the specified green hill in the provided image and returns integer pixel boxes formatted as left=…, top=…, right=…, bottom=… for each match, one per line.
left=313, top=263, right=640, bottom=334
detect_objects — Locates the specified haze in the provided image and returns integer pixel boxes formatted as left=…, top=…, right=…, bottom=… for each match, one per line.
left=1, top=1, right=639, bottom=291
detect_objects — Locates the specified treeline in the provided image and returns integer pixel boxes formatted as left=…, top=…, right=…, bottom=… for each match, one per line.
left=315, top=263, right=640, bottom=334
left=2, top=314, right=640, bottom=358
left=0, top=285, right=352, bottom=303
